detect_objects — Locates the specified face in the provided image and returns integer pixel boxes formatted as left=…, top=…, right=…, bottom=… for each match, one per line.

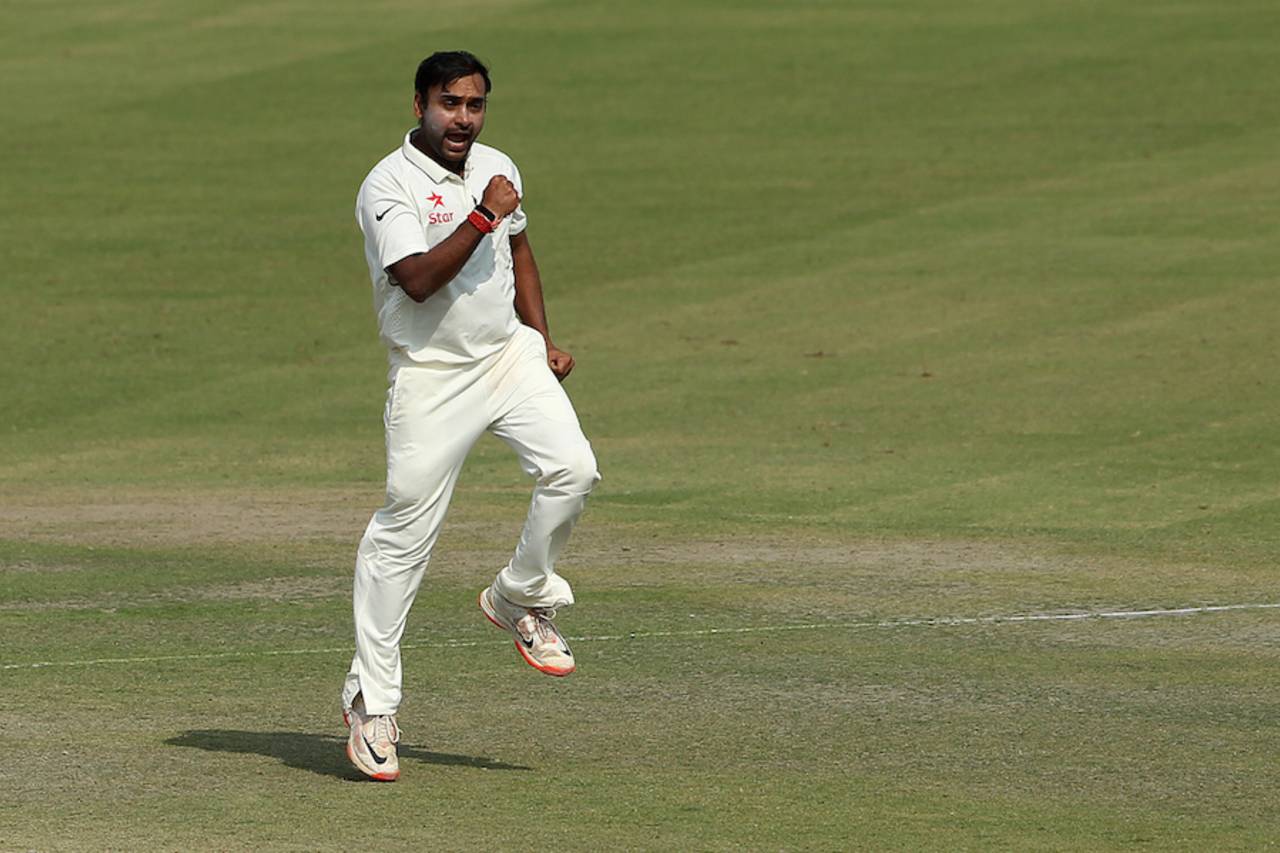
left=413, top=73, right=487, bottom=168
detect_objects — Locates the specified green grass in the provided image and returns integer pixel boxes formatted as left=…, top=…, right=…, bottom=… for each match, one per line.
left=3, top=0, right=1280, bottom=848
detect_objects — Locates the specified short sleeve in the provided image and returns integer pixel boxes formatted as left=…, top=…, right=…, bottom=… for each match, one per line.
left=356, top=173, right=430, bottom=271
left=507, top=162, right=528, bottom=236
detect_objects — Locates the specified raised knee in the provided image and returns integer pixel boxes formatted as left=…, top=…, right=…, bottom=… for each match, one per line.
left=555, top=447, right=599, bottom=495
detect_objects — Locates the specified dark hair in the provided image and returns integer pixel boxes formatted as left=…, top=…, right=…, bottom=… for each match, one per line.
left=414, top=51, right=491, bottom=97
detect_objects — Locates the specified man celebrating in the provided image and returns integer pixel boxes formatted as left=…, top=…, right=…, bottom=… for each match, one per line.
left=341, top=51, right=599, bottom=782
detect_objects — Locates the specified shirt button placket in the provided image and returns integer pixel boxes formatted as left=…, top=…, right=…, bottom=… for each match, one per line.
left=462, top=173, right=476, bottom=211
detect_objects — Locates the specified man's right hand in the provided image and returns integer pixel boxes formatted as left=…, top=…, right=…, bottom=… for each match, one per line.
left=481, top=175, right=520, bottom=220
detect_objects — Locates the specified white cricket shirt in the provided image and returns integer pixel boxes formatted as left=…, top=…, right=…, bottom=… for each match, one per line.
left=355, top=130, right=528, bottom=367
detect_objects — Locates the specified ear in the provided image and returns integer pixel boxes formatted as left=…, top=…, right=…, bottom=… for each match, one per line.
left=413, top=91, right=425, bottom=120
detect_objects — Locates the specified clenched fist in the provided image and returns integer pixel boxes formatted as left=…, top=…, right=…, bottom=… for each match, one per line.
left=480, top=175, right=520, bottom=220
left=546, top=343, right=575, bottom=381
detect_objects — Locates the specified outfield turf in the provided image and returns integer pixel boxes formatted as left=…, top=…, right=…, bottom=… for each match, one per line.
left=3, top=0, right=1279, bottom=849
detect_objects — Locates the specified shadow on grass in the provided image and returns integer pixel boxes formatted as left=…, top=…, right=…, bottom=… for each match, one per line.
left=165, top=730, right=533, bottom=781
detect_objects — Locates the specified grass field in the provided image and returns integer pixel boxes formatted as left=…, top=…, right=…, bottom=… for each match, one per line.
left=3, top=0, right=1279, bottom=849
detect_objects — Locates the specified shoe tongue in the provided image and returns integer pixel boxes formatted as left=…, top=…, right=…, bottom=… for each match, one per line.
left=372, top=715, right=399, bottom=742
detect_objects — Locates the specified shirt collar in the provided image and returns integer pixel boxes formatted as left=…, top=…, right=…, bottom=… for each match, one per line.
left=401, top=129, right=471, bottom=183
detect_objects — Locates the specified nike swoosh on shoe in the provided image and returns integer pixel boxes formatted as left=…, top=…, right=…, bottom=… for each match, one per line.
left=363, top=736, right=388, bottom=765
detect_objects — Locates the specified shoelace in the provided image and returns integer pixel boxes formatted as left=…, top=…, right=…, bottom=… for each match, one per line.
left=517, top=610, right=561, bottom=646
left=369, top=714, right=400, bottom=745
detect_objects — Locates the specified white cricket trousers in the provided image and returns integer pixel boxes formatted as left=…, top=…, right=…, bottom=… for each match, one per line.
left=342, top=325, right=600, bottom=715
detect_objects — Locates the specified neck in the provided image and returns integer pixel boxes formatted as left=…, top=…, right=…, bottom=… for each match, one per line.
left=410, top=128, right=465, bottom=176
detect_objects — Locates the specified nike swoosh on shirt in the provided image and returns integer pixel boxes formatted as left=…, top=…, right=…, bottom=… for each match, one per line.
left=363, top=736, right=388, bottom=765
left=375, top=206, right=394, bottom=221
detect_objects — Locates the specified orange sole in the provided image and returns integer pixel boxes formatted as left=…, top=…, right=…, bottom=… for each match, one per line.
left=346, top=742, right=399, bottom=782
left=516, top=641, right=575, bottom=677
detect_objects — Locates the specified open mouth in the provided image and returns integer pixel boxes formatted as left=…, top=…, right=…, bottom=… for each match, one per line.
left=443, top=131, right=471, bottom=153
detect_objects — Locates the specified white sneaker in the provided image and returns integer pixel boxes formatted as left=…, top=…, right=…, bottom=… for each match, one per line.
left=479, top=585, right=576, bottom=677
left=344, top=694, right=400, bottom=782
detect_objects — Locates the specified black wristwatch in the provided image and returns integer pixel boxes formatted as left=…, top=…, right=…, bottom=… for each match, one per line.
left=474, top=203, right=497, bottom=223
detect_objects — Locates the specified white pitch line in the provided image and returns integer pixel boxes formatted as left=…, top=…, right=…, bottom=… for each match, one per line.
left=570, top=602, right=1280, bottom=641
left=3, top=602, right=1279, bottom=672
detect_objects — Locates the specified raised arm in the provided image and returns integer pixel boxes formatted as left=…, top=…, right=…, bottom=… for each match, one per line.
left=388, top=175, right=519, bottom=302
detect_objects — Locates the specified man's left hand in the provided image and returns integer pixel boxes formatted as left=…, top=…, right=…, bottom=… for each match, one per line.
left=547, top=344, right=575, bottom=381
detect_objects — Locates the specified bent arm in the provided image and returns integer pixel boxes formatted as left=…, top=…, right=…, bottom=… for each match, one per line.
left=386, top=221, right=487, bottom=303
left=384, top=174, right=521, bottom=303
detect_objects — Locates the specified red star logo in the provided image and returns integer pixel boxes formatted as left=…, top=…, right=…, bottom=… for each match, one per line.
left=427, top=192, right=445, bottom=208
